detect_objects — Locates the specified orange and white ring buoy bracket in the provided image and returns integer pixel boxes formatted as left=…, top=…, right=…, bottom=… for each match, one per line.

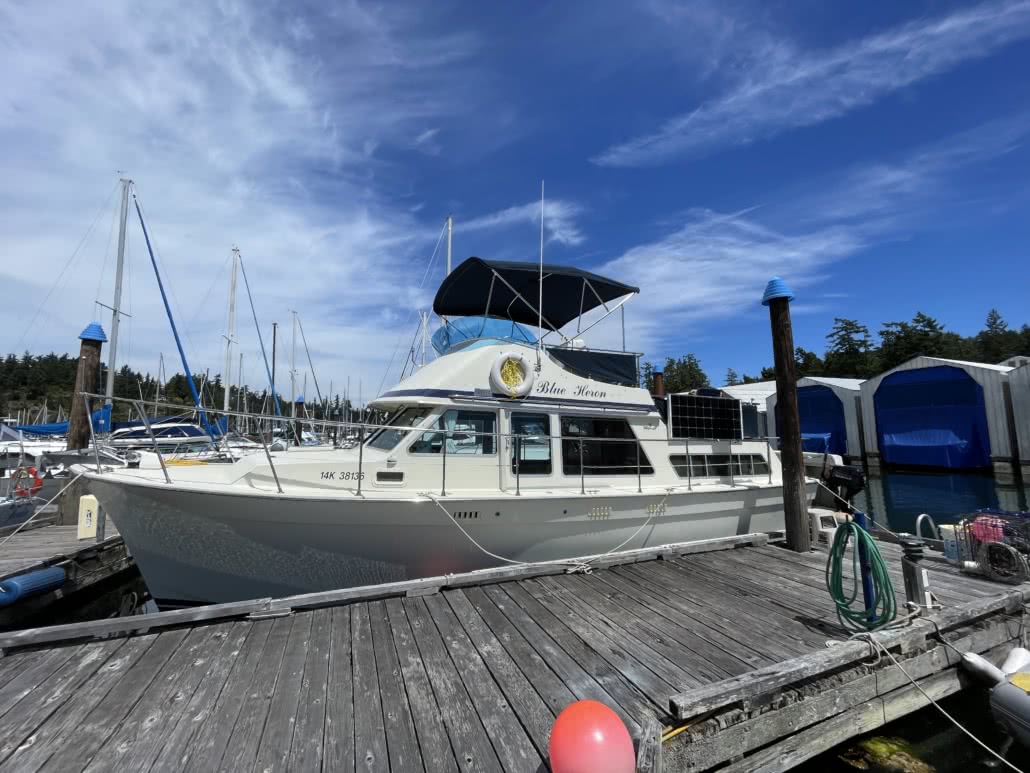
left=489, top=351, right=535, bottom=398
left=13, top=466, right=44, bottom=497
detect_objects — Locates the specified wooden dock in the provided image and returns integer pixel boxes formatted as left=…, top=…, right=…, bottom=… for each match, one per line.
left=0, top=516, right=130, bottom=630
left=0, top=531, right=1024, bottom=772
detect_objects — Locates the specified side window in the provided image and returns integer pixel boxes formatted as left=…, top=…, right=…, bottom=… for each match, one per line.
left=560, top=416, right=653, bottom=476
left=409, top=410, right=496, bottom=455
left=511, top=413, right=552, bottom=475
left=670, top=453, right=769, bottom=478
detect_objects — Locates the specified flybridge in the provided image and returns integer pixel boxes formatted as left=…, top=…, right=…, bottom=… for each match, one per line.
left=433, top=257, right=642, bottom=387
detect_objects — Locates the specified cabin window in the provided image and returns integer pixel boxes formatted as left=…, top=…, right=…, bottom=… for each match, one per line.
left=670, top=453, right=769, bottom=478
left=409, top=410, right=497, bottom=455
left=366, top=407, right=432, bottom=451
left=560, top=416, right=653, bottom=476
left=510, top=413, right=552, bottom=475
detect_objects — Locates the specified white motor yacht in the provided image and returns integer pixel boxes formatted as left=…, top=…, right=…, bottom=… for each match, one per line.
left=83, top=258, right=806, bottom=604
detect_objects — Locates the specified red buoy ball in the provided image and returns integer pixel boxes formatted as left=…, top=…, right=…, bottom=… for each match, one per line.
left=548, top=700, right=635, bottom=773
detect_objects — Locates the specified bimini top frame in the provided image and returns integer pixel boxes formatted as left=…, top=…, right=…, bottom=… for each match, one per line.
left=432, top=257, right=639, bottom=344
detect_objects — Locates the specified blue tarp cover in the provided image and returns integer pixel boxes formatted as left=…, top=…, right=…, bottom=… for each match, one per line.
left=16, top=405, right=112, bottom=436
left=774, top=384, right=847, bottom=455
left=801, top=432, right=833, bottom=453
left=432, top=316, right=536, bottom=355
left=874, top=365, right=991, bottom=469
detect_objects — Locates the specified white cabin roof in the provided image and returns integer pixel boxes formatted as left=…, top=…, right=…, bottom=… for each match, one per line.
left=800, top=376, right=863, bottom=390
left=373, top=341, right=657, bottom=414
left=717, top=381, right=777, bottom=409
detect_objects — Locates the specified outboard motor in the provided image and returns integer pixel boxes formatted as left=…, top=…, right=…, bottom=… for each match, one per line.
left=821, top=463, right=866, bottom=508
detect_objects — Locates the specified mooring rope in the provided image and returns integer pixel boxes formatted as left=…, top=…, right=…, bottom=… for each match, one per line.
left=422, top=488, right=673, bottom=574
left=851, top=632, right=1025, bottom=773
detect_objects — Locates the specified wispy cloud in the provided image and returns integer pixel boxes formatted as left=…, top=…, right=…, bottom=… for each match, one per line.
left=0, top=0, right=502, bottom=400
left=461, top=199, right=587, bottom=246
left=601, top=117, right=1030, bottom=353
left=594, top=0, right=1030, bottom=167
left=411, top=127, right=442, bottom=155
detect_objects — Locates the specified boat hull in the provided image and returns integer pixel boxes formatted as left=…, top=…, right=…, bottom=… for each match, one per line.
left=89, top=477, right=794, bottom=604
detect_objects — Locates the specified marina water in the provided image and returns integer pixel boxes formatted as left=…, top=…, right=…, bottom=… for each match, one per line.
left=858, top=470, right=1028, bottom=534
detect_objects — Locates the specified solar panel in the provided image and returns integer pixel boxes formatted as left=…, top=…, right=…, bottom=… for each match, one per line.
left=668, top=394, right=743, bottom=440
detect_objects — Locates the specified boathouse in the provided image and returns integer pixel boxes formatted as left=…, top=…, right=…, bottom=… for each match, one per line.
left=860, top=356, right=1016, bottom=479
left=1010, top=362, right=1030, bottom=480
left=766, top=376, right=864, bottom=461
left=719, top=381, right=776, bottom=438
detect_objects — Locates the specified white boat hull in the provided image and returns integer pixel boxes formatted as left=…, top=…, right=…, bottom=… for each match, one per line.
left=89, top=477, right=794, bottom=604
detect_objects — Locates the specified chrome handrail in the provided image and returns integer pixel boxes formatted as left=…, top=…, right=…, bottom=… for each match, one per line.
left=133, top=399, right=172, bottom=485
left=80, top=392, right=785, bottom=495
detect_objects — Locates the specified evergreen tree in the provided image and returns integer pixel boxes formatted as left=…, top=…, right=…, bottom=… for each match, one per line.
left=794, top=348, right=823, bottom=377
left=724, top=368, right=740, bottom=386
left=823, top=318, right=875, bottom=377
left=975, top=309, right=1023, bottom=364
left=662, top=354, right=709, bottom=393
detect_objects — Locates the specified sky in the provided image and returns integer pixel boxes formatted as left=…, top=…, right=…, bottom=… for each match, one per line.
left=1, top=0, right=1029, bottom=403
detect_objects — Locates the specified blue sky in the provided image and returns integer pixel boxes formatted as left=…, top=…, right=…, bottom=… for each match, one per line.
left=2, top=0, right=1029, bottom=398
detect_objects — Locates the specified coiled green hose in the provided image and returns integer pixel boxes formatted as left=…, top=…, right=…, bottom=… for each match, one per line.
left=825, top=522, right=897, bottom=633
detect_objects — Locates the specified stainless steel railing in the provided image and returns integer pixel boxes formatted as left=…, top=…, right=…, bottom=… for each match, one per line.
left=79, top=391, right=783, bottom=496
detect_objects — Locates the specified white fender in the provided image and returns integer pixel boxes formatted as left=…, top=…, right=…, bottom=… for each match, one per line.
left=490, top=351, right=535, bottom=398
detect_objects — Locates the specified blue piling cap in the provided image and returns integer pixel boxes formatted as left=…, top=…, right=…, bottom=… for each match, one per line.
left=761, top=277, right=795, bottom=306
left=79, top=321, right=108, bottom=343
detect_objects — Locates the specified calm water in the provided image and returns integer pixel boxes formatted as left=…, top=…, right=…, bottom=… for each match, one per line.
left=798, top=690, right=1025, bottom=772
left=855, top=470, right=1028, bottom=534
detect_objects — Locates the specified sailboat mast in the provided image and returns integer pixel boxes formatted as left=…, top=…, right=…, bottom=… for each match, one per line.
left=446, top=214, right=453, bottom=275
left=237, top=352, right=244, bottom=414
left=271, top=322, right=278, bottom=406
left=290, top=311, right=297, bottom=418
left=223, top=248, right=239, bottom=414
left=105, top=177, right=132, bottom=405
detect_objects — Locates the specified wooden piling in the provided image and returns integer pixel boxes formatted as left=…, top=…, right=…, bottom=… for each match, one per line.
left=67, top=322, right=107, bottom=451
left=763, top=278, right=810, bottom=553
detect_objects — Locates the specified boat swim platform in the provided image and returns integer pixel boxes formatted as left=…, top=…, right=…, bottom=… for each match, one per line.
left=0, top=531, right=1024, bottom=772
left=0, top=515, right=130, bottom=631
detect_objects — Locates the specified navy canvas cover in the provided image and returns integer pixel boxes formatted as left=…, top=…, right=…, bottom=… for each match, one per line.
left=801, top=432, right=833, bottom=453
left=774, top=384, right=847, bottom=455
left=433, top=258, right=638, bottom=330
left=874, top=366, right=991, bottom=469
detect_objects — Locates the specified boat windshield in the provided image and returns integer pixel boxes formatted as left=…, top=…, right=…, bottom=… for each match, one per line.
left=366, top=406, right=432, bottom=451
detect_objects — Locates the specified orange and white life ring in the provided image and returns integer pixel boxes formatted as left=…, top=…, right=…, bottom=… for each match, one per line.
left=13, top=466, right=43, bottom=497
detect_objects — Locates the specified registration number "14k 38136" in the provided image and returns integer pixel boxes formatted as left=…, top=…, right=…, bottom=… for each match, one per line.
left=320, top=471, right=365, bottom=481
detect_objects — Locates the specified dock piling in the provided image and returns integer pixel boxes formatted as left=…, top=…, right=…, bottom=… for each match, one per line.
left=763, top=277, right=810, bottom=552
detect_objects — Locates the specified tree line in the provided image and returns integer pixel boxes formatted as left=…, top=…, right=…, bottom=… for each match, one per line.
left=642, top=308, right=1030, bottom=393
left=0, top=353, right=353, bottom=423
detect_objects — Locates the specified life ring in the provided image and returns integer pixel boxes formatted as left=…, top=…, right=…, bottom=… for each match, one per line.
left=14, top=466, right=43, bottom=497
left=489, top=351, right=535, bottom=398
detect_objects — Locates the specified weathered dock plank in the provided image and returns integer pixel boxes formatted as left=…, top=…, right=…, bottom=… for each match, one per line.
left=216, top=616, right=293, bottom=772
left=384, top=598, right=455, bottom=773
left=0, top=636, right=158, bottom=772
left=0, top=531, right=1024, bottom=772
left=323, top=606, right=357, bottom=773
left=35, top=628, right=190, bottom=771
